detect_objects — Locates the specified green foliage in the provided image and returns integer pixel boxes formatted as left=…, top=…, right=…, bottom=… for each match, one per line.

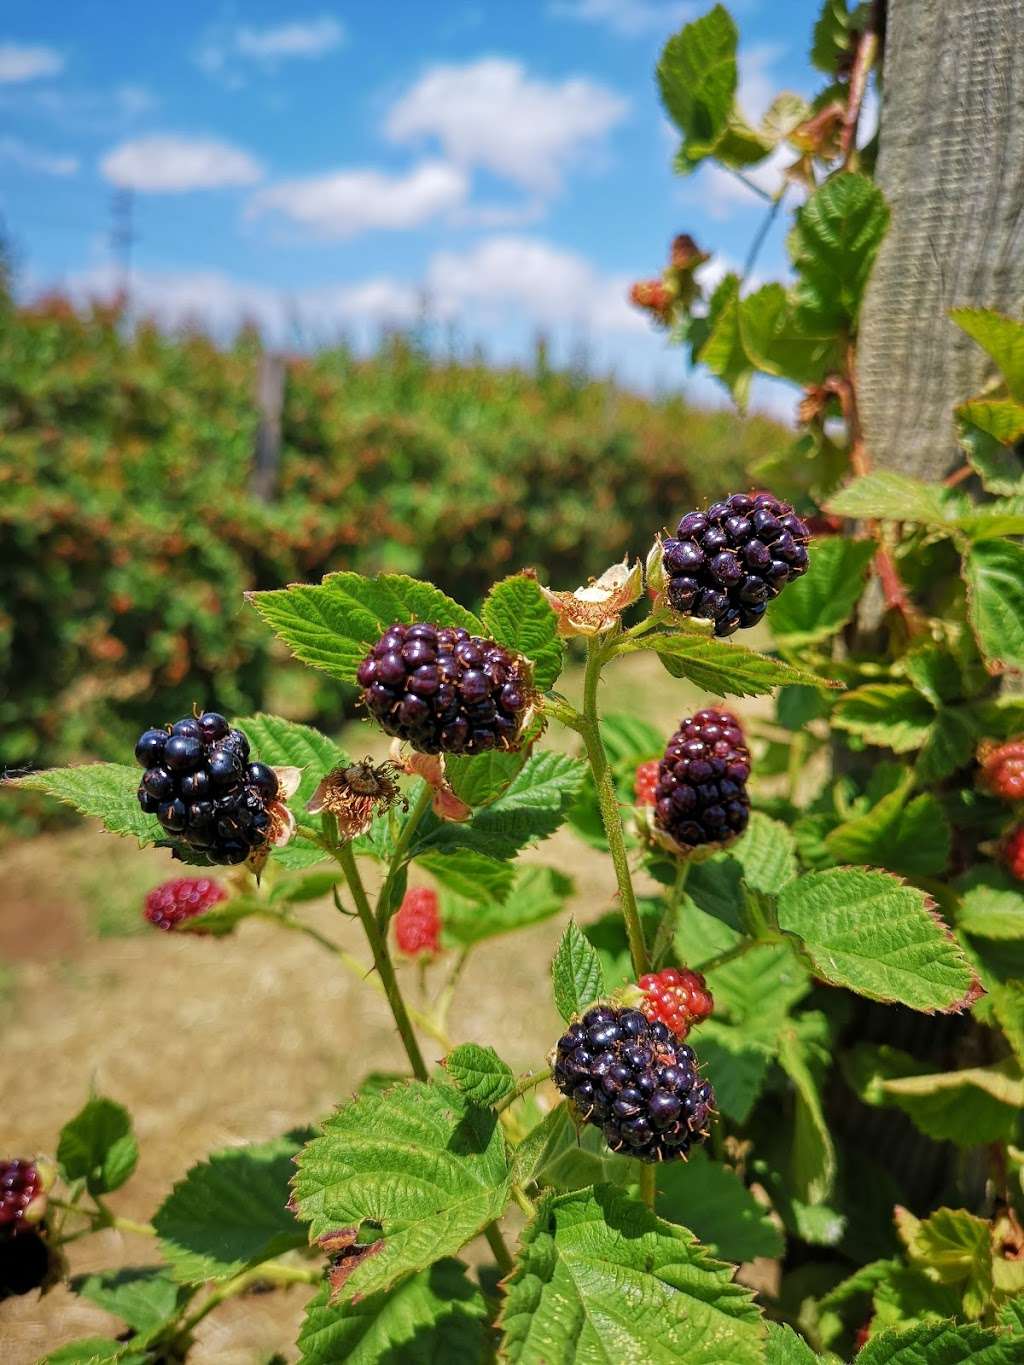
left=58, top=1095, right=139, bottom=1196
left=443, top=1044, right=516, bottom=1107
left=552, top=919, right=606, bottom=1022
left=481, top=573, right=563, bottom=691
left=71, top=1268, right=188, bottom=1346
left=11, top=764, right=161, bottom=845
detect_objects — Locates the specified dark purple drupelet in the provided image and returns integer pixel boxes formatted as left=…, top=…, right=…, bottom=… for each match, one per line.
left=662, top=491, right=810, bottom=637
left=654, top=708, right=750, bottom=853
left=134, top=714, right=279, bottom=866
left=552, top=1004, right=714, bottom=1163
left=356, top=622, right=530, bottom=756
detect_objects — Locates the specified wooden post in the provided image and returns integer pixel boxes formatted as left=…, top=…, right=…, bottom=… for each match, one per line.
left=857, top=0, right=1024, bottom=482
left=250, top=352, right=286, bottom=503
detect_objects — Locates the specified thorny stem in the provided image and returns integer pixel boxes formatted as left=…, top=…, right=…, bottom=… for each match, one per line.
left=375, top=780, right=434, bottom=931
left=840, top=21, right=879, bottom=168
left=332, top=836, right=430, bottom=1082
left=578, top=637, right=651, bottom=978
left=495, top=1066, right=552, bottom=1113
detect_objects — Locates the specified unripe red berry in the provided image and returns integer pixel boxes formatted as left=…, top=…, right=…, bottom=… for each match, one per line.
left=0, top=1160, right=52, bottom=1236
left=634, top=761, right=659, bottom=807
left=144, top=877, right=227, bottom=931
left=1004, top=827, right=1024, bottom=881
left=394, top=887, right=441, bottom=958
left=980, top=740, right=1024, bottom=802
left=638, top=967, right=714, bottom=1038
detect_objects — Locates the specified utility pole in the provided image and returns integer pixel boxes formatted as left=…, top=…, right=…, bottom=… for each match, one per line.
left=110, top=188, right=136, bottom=307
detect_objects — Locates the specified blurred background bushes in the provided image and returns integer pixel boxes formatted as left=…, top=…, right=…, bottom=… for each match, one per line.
left=0, top=283, right=785, bottom=791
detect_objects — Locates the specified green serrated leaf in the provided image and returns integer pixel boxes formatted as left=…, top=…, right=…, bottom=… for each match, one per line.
left=292, top=1081, right=510, bottom=1303
left=296, top=1260, right=488, bottom=1365
left=957, top=415, right=1024, bottom=495
left=511, top=1103, right=642, bottom=1194
left=957, top=868, right=1024, bottom=940
left=789, top=173, right=889, bottom=328
left=765, top=1321, right=822, bottom=1363
left=269, top=871, right=343, bottom=904
left=499, top=1185, right=765, bottom=1364
left=832, top=684, right=936, bottom=751
left=898, top=1205, right=994, bottom=1319
left=958, top=397, right=1024, bottom=447
left=445, top=746, right=531, bottom=808
left=964, top=539, right=1024, bottom=673
left=552, top=919, right=606, bottom=1023
left=778, top=1023, right=836, bottom=1205
left=656, top=1148, right=783, bottom=1264
left=740, top=284, right=841, bottom=385
left=693, top=1020, right=773, bottom=1123
left=732, top=811, right=798, bottom=894
left=827, top=472, right=951, bottom=525
left=631, top=628, right=838, bottom=698
left=952, top=308, right=1024, bottom=402
left=440, top=866, right=572, bottom=948
left=698, top=274, right=753, bottom=407
left=599, top=713, right=664, bottom=768
left=58, top=1096, right=138, bottom=1196
left=826, top=788, right=951, bottom=878
left=771, top=538, right=876, bottom=648
left=248, top=572, right=480, bottom=684
left=778, top=867, right=977, bottom=1012
left=153, top=1134, right=306, bottom=1284
left=997, top=1295, right=1024, bottom=1334
left=44, top=1340, right=149, bottom=1365
left=481, top=572, right=563, bottom=691
left=71, top=1267, right=186, bottom=1344
left=443, top=1044, right=516, bottom=1108
left=10, top=764, right=160, bottom=845
left=916, top=709, right=976, bottom=785
left=857, top=1319, right=1020, bottom=1363
left=658, top=5, right=738, bottom=163
left=811, top=0, right=855, bottom=75
left=418, top=848, right=516, bottom=904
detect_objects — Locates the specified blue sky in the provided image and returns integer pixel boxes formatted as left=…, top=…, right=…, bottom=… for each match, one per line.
left=0, top=0, right=828, bottom=411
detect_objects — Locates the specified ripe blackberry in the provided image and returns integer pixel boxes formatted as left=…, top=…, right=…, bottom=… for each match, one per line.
left=1004, top=827, right=1024, bottom=881
left=552, top=1004, right=714, bottom=1163
left=653, top=708, right=750, bottom=854
left=662, top=491, right=810, bottom=637
left=394, top=887, right=441, bottom=958
left=0, top=1160, right=49, bottom=1236
left=634, top=761, right=659, bottom=807
left=144, top=877, right=227, bottom=931
left=638, top=967, right=714, bottom=1039
left=980, top=740, right=1024, bottom=802
left=134, top=713, right=281, bottom=865
left=357, top=623, right=531, bottom=756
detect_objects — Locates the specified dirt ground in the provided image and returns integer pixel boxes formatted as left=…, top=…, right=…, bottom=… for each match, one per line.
left=0, top=655, right=724, bottom=1362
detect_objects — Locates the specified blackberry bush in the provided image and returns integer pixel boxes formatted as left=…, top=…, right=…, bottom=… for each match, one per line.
left=134, top=713, right=282, bottom=865
left=9, top=5, right=1024, bottom=1363
left=552, top=1004, right=714, bottom=1162
left=662, top=493, right=810, bottom=637
left=357, top=623, right=532, bottom=755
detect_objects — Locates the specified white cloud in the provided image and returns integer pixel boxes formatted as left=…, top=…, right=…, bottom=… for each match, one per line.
left=0, top=40, right=63, bottom=84
left=426, top=235, right=646, bottom=335
left=250, top=160, right=468, bottom=238
left=737, top=42, right=787, bottom=124
left=695, top=144, right=803, bottom=221
left=549, top=0, right=694, bottom=37
left=100, top=135, right=264, bottom=192
left=198, top=16, right=344, bottom=78
left=0, top=136, right=78, bottom=176
left=386, top=58, right=627, bottom=194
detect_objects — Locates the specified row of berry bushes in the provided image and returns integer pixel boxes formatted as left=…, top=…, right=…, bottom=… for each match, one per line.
left=0, top=285, right=783, bottom=780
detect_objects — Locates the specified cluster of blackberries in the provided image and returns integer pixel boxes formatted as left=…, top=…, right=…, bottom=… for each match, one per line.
left=653, top=708, right=750, bottom=853
left=144, top=876, right=227, bottom=930
left=553, top=1004, right=714, bottom=1163
left=357, top=623, right=530, bottom=756
left=663, top=492, right=810, bottom=637
left=134, top=714, right=279, bottom=866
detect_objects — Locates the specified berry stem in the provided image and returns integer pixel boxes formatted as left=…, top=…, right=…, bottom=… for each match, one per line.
left=483, top=1221, right=515, bottom=1275
left=695, top=938, right=756, bottom=974
left=177, top=1260, right=322, bottom=1336
left=50, top=1197, right=155, bottom=1240
left=495, top=1066, right=552, bottom=1113
left=579, top=637, right=651, bottom=977
left=332, top=835, right=430, bottom=1083
left=651, top=859, right=691, bottom=968
left=375, top=780, right=434, bottom=931
left=640, top=1163, right=657, bottom=1212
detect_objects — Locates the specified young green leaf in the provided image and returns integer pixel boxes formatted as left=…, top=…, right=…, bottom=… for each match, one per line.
left=656, top=1148, right=783, bottom=1264
left=71, top=1268, right=187, bottom=1345
left=951, top=308, right=1024, bottom=402
left=777, top=1022, right=836, bottom=1205
left=292, top=1081, right=510, bottom=1302
left=826, top=471, right=951, bottom=525
left=897, top=1205, right=994, bottom=1319
left=510, top=1103, right=642, bottom=1194
left=443, top=1044, right=516, bottom=1107
left=958, top=396, right=1024, bottom=446
left=481, top=572, right=563, bottom=691
left=657, top=6, right=738, bottom=163
left=444, top=745, right=530, bottom=807
left=10, top=764, right=160, bottom=846
left=248, top=572, right=481, bottom=684
left=770, top=538, right=876, bottom=649
left=58, top=1096, right=138, bottom=1196
left=698, top=274, right=754, bottom=406
left=857, top=1319, right=1020, bottom=1364
left=811, top=0, right=856, bottom=74
left=552, top=919, right=606, bottom=1022
left=153, top=1134, right=307, bottom=1284
left=739, top=283, right=841, bottom=385
left=832, top=684, right=936, bottom=751
left=956, top=868, right=1024, bottom=940
left=964, top=539, right=1024, bottom=673
left=440, top=866, right=572, bottom=947
left=731, top=811, right=798, bottom=894
left=499, top=1185, right=766, bottom=1364
left=789, top=173, right=889, bottom=328
left=43, top=1340, right=149, bottom=1365
left=693, top=1021, right=773, bottom=1123
left=778, top=867, right=978, bottom=1012
left=628, top=629, right=838, bottom=698
left=417, top=848, right=515, bottom=904
left=825, top=789, right=951, bottom=878
left=957, top=416, right=1024, bottom=496
left=296, top=1260, right=489, bottom=1365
